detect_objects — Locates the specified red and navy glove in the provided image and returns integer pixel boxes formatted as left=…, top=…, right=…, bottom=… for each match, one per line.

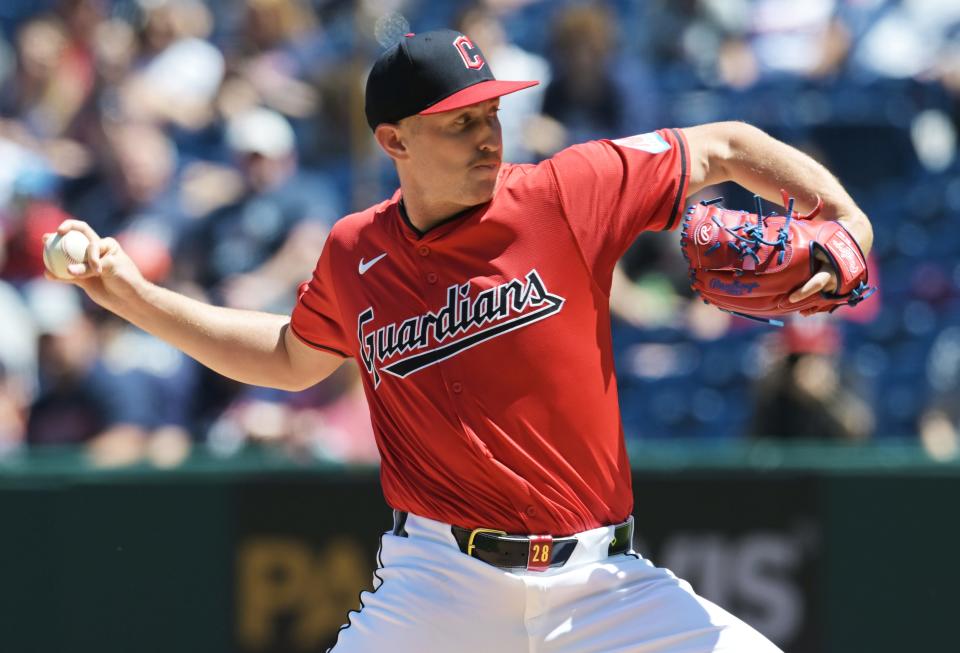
left=680, top=191, right=875, bottom=326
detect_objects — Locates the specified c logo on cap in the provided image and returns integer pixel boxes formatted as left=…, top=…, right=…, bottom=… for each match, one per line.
left=453, top=35, right=485, bottom=70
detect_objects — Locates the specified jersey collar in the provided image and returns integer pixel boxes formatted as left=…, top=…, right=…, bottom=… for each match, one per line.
left=395, top=166, right=508, bottom=241
left=397, top=198, right=482, bottom=240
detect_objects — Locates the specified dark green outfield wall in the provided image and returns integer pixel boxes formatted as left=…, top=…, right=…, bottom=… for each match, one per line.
left=1, top=443, right=957, bottom=653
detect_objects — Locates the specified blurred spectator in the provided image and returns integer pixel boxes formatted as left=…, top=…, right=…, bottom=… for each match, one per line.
left=218, top=0, right=320, bottom=120
left=0, top=280, right=37, bottom=394
left=207, top=363, right=376, bottom=462
left=850, top=0, right=960, bottom=81
left=609, top=260, right=683, bottom=329
left=174, top=107, right=339, bottom=313
left=24, top=282, right=126, bottom=448
left=238, top=0, right=317, bottom=54
left=721, top=0, right=849, bottom=88
left=23, top=281, right=198, bottom=466
left=610, top=186, right=734, bottom=336
left=65, top=120, right=181, bottom=244
left=919, top=325, right=960, bottom=460
left=118, top=0, right=224, bottom=131
left=97, top=319, right=201, bottom=467
left=0, top=15, right=95, bottom=180
left=540, top=3, right=628, bottom=148
left=0, top=14, right=95, bottom=139
left=0, top=280, right=36, bottom=454
left=455, top=2, right=551, bottom=163
left=286, top=364, right=377, bottom=463
left=649, top=0, right=852, bottom=90
left=0, top=362, right=28, bottom=456
left=749, top=317, right=874, bottom=441
left=0, top=0, right=955, bottom=453
left=1, top=187, right=74, bottom=283
left=90, top=14, right=138, bottom=87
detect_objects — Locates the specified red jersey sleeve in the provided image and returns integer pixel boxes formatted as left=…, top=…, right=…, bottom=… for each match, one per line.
left=290, top=234, right=351, bottom=357
left=546, top=128, right=689, bottom=284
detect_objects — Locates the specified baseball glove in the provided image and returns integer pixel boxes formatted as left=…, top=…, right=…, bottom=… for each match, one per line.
left=680, top=191, right=875, bottom=326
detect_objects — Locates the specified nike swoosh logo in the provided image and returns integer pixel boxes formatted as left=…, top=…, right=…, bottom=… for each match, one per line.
left=359, top=252, right=387, bottom=275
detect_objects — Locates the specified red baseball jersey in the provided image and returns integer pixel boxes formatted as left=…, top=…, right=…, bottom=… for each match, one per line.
left=291, top=128, right=689, bottom=535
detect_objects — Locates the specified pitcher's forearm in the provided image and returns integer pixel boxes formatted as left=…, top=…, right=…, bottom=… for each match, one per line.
left=119, top=280, right=300, bottom=389
left=685, top=122, right=874, bottom=254
left=726, top=124, right=872, bottom=252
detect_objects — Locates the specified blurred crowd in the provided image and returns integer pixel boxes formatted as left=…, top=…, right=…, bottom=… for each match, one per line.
left=0, top=0, right=958, bottom=467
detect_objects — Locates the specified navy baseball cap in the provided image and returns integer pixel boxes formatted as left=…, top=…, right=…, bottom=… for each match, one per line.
left=365, top=29, right=539, bottom=130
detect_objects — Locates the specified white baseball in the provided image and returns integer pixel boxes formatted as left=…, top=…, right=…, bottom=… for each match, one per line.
left=43, top=231, right=90, bottom=279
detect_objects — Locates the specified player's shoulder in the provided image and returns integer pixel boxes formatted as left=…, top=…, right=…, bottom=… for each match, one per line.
left=553, top=130, right=678, bottom=162
left=498, top=142, right=619, bottom=188
left=495, top=145, right=626, bottom=199
left=541, top=130, right=683, bottom=181
left=496, top=142, right=620, bottom=190
left=492, top=162, right=562, bottom=204
left=325, top=196, right=397, bottom=248
left=497, top=161, right=540, bottom=184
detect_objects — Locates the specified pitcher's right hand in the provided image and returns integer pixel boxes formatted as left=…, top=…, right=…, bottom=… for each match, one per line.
left=42, top=220, right=148, bottom=312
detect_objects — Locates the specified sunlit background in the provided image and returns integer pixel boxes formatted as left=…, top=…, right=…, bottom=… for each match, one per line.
left=0, top=1, right=958, bottom=652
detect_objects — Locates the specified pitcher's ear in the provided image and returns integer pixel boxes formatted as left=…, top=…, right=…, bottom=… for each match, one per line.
left=374, top=123, right=410, bottom=160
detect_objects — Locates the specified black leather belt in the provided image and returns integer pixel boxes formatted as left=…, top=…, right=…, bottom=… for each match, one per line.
left=392, top=511, right=634, bottom=571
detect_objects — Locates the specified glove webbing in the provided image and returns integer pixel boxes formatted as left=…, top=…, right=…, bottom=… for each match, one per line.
left=688, top=196, right=789, bottom=327
left=709, top=196, right=793, bottom=269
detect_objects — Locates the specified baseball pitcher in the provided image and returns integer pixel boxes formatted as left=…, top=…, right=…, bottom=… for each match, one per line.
left=48, top=29, right=873, bottom=652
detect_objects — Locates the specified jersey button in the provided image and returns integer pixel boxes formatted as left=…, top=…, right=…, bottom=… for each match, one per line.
left=418, top=245, right=430, bottom=257
left=451, top=382, right=463, bottom=394
left=525, top=506, right=538, bottom=517
left=426, top=272, right=438, bottom=284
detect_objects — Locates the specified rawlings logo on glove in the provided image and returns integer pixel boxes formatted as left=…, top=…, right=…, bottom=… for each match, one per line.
left=680, top=191, right=876, bottom=326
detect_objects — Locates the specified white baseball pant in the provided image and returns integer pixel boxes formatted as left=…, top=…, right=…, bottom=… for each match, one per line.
left=330, top=512, right=784, bottom=652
